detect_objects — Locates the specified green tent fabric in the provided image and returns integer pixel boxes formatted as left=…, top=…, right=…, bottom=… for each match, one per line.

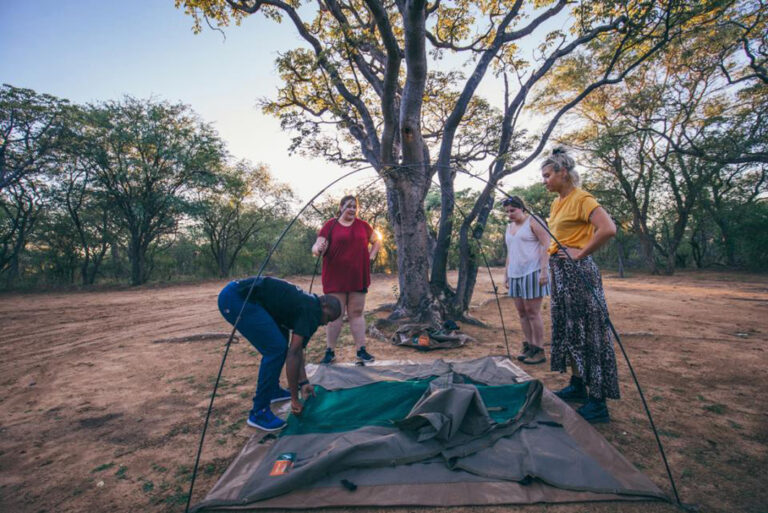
left=283, top=379, right=533, bottom=435
left=192, top=357, right=667, bottom=511
left=282, top=380, right=433, bottom=435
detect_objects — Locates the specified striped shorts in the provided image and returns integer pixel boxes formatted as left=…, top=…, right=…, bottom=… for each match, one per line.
left=508, top=269, right=550, bottom=299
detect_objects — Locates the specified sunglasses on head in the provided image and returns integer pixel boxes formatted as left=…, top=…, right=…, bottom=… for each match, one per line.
left=502, top=198, right=521, bottom=208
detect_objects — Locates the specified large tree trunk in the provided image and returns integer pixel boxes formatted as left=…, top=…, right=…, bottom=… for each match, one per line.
left=386, top=173, right=435, bottom=322
left=385, top=0, right=435, bottom=322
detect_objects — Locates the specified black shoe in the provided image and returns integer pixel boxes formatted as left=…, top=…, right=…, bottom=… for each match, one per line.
left=577, top=398, right=610, bottom=424
left=356, top=346, right=375, bottom=363
left=554, top=375, right=588, bottom=402
left=321, top=348, right=336, bottom=364
left=516, top=341, right=530, bottom=361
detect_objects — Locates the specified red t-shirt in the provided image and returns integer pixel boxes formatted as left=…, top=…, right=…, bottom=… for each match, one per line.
left=319, top=218, right=373, bottom=293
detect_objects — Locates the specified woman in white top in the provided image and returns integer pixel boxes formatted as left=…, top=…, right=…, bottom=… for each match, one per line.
left=503, top=196, right=551, bottom=364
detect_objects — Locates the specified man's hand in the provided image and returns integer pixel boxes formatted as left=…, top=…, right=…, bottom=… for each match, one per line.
left=539, top=272, right=549, bottom=286
left=504, top=276, right=509, bottom=289
left=300, top=383, right=315, bottom=400
left=291, top=398, right=304, bottom=416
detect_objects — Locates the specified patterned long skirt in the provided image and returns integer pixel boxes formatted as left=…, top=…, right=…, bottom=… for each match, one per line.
left=549, top=255, right=620, bottom=400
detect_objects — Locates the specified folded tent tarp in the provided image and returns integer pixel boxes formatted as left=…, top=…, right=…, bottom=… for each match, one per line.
left=192, top=356, right=666, bottom=512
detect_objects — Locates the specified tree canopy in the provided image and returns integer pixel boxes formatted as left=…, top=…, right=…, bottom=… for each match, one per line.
left=176, top=0, right=730, bottom=322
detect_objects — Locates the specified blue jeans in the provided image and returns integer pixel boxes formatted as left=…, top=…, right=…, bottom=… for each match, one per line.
left=218, top=281, right=289, bottom=414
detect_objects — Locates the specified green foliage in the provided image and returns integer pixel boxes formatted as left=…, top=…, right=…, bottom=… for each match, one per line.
left=703, top=403, right=726, bottom=414
left=729, top=201, right=768, bottom=271
left=193, top=160, right=296, bottom=278
left=427, top=186, right=507, bottom=268
left=535, top=0, right=768, bottom=274
left=505, top=182, right=555, bottom=218
left=0, top=84, right=68, bottom=189
left=0, top=87, right=327, bottom=289
left=79, top=96, right=226, bottom=285
left=91, top=462, right=115, bottom=473
left=262, top=222, right=318, bottom=277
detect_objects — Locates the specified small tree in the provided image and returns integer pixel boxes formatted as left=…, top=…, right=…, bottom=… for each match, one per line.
left=81, top=97, right=225, bottom=285
left=197, top=160, right=294, bottom=277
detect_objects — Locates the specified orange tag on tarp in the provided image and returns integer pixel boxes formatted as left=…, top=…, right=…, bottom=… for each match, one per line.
left=269, top=452, right=296, bottom=476
left=418, top=334, right=430, bottom=347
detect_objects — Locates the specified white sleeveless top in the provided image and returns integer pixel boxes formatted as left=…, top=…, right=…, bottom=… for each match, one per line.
left=505, top=217, right=542, bottom=278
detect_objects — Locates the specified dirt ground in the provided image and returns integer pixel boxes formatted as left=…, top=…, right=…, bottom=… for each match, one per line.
left=0, top=269, right=766, bottom=513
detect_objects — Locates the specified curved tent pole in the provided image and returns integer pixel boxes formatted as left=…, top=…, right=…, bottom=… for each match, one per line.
left=453, top=166, right=683, bottom=507
left=187, top=160, right=683, bottom=511
left=185, top=165, right=378, bottom=513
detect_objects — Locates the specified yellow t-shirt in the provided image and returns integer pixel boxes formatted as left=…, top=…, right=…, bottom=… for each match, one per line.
left=547, top=188, right=601, bottom=255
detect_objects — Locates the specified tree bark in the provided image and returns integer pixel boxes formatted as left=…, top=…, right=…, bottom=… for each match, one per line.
left=385, top=171, right=434, bottom=321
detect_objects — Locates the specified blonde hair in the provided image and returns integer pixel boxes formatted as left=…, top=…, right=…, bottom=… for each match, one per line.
left=541, top=146, right=579, bottom=186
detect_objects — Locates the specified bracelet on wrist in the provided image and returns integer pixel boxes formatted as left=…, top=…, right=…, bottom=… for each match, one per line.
left=298, top=379, right=310, bottom=387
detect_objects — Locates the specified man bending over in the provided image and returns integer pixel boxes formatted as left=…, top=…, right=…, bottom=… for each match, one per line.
left=218, top=276, right=342, bottom=431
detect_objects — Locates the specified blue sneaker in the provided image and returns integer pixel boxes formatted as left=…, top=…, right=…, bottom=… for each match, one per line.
left=554, top=375, right=588, bottom=402
left=247, top=407, right=286, bottom=431
left=271, top=387, right=291, bottom=404
left=577, top=398, right=610, bottom=424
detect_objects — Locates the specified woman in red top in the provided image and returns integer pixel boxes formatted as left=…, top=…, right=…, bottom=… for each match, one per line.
left=312, top=195, right=381, bottom=364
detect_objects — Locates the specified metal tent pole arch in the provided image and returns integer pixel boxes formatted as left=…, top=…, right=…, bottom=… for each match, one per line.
left=184, top=164, right=378, bottom=513
left=186, top=159, right=685, bottom=511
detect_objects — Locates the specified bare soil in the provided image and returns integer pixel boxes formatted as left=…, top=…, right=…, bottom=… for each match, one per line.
left=1, top=270, right=766, bottom=513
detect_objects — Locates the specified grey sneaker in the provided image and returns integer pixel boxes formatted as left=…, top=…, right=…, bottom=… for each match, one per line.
left=356, top=346, right=375, bottom=363
left=321, top=348, right=336, bottom=364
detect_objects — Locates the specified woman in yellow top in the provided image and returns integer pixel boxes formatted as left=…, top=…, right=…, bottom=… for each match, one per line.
left=541, top=147, right=619, bottom=424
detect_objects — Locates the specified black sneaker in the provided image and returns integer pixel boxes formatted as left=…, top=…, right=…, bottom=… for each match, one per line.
left=356, top=346, right=375, bottom=363
left=516, top=341, right=530, bottom=361
left=554, top=375, right=588, bottom=402
left=577, top=398, right=610, bottom=424
left=321, top=348, right=336, bottom=364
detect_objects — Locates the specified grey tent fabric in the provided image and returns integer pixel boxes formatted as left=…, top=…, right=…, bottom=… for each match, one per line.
left=192, top=357, right=666, bottom=511
left=395, top=381, right=497, bottom=441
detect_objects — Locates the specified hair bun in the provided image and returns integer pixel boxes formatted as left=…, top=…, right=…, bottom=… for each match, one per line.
left=552, top=146, right=566, bottom=155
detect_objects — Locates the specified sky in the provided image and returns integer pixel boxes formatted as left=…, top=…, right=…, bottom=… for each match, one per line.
left=1, top=0, right=548, bottom=203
